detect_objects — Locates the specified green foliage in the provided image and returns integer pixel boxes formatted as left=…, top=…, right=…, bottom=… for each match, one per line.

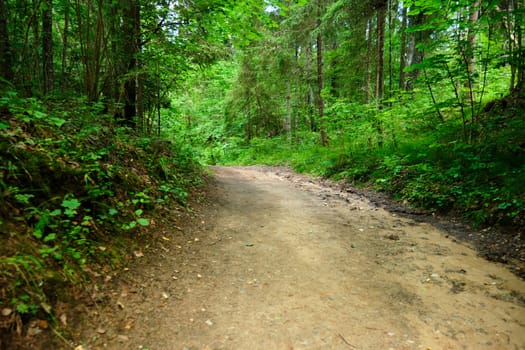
left=189, top=67, right=524, bottom=228
left=0, top=94, right=203, bottom=332
left=177, top=0, right=524, bottom=230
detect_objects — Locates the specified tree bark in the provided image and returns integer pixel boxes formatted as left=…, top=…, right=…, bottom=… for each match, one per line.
left=387, top=0, right=388, bottom=100
left=464, top=0, right=481, bottom=118
left=42, top=0, right=53, bottom=94
left=375, top=3, right=386, bottom=104
left=122, top=0, right=140, bottom=128
left=316, top=0, right=327, bottom=147
left=31, top=0, right=42, bottom=93
left=515, top=0, right=524, bottom=92
left=375, top=1, right=387, bottom=148
left=406, top=12, right=425, bottom=90
left=305, top=44, right=317, bottom=131
left=365, top=18, right=373, bottom=104
left=466, top=0, right=481, bottom=78
left=285, top=78, right=292, bottom=139
left=74, top=0, right=104, bottom=101
left=60, top=3, right=69, bottom=92
left=399, top=4, right=408, bottom=90
left=0, top=0, right=14, bottom=82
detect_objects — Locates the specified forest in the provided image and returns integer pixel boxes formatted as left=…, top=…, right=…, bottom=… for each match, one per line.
left=0, top=0, right=524, bottom=346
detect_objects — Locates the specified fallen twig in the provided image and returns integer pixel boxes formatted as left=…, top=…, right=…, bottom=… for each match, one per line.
left=338, top=333, right=357, bottom=348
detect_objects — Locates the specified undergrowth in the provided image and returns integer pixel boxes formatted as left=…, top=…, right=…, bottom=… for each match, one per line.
left=0, top=92, right=202, bottom=344
left=201, top=91, right=525, bottom=229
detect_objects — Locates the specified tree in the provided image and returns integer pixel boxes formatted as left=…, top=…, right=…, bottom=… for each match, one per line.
left=405, top=11, right=426, bottom=90
left=375, top=0, right=386, bottom=104
left=59, top=1, right=70, bottom=92
left=498, top=0, right=525, bottom=92
left=316, top=0, right=328, bottom=146
left=374, top=1, right=387, bottom=147
left=42, top=0, right=53, bottom=94
left=0, top=0, right=13, bottom=83
left=399, top=3, right=408, bottom=90
left=121, top=0, right=141, bottom=128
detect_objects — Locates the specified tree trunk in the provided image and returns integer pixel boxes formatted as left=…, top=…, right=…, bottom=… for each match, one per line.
left=122, top=0, right=140, bottom=128
left=399, top=3, right=408, bottom=90
left=305, top=44, right=316, bottom=131
left=375, top=2, right=387, bottom=148
left=246, top=96, right=252, bottom=142
left=387, top=0, right=388, bottom=101
left=0, top=0, right=14, bottom=82
left=316, top=0, right=328, bottom=147
left=308, top=84, right=316, bottom=131
left=42, top=0, right=53, bottom=94
left=515, top=0, right=524, bottom=92
left=466, top=1, right=481, bottom=77
left=365, top=18, right=372, bottom=104
left=60, top=3, right=69, bottom=92
left=157, top=62, right=161, bottom=136
left=285, top=78, right=292, bottom=139
left=74, top=0, right=104, bottom=101
left=375, top=3, right=386, bottom=104
left=464, top=0, right=481, bottom=120
left=32, top=0, right=41, bottom=94
left=503, top=0, right=516, bottom=92
left=406, top=12, right=425, bottom=90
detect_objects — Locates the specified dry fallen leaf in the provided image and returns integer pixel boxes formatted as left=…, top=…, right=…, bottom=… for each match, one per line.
left=96, top=327, right=106, bottom=334
left=37, top=319, right=49, bottom=329
left=59, top=313, right=67, bottom=326
left=133, top=251, right=144, bottom=258
left=27, top=326, right=42, bottom=336
left=117, top=334, right=129, bottom=342
left=1, top=308, right=12, bottom=316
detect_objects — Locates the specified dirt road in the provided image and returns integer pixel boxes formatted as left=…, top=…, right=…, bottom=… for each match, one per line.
left=81, top=166, right=525, bottom=350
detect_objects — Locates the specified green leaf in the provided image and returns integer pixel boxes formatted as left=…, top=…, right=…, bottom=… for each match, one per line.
left=33, top=110, right=47, bottom=119
left=62, top=198, right=81, bottom=210
left=49, top=117, right=66, bottom=127
left=33, top=229, right=43, bottom=240
left=43, top=233, right=56, bottom=242
left=14, top=193, right=34, bottom=205
left=498, top=202, right=512, bottom=210
left=137, top=218, right=149, bottom=226
left=16, top=303, right=30, bottom=314
left=62, top=198, right=81, bottom=217
left=108, top=208, right=118, bottom=216
left=134, top=209, right=144, bottom=216
left=50, top=209, right=62, bottom=216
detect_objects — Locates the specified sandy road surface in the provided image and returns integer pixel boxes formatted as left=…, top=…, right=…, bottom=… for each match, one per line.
left=80, top=166, right=525, bottom=350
